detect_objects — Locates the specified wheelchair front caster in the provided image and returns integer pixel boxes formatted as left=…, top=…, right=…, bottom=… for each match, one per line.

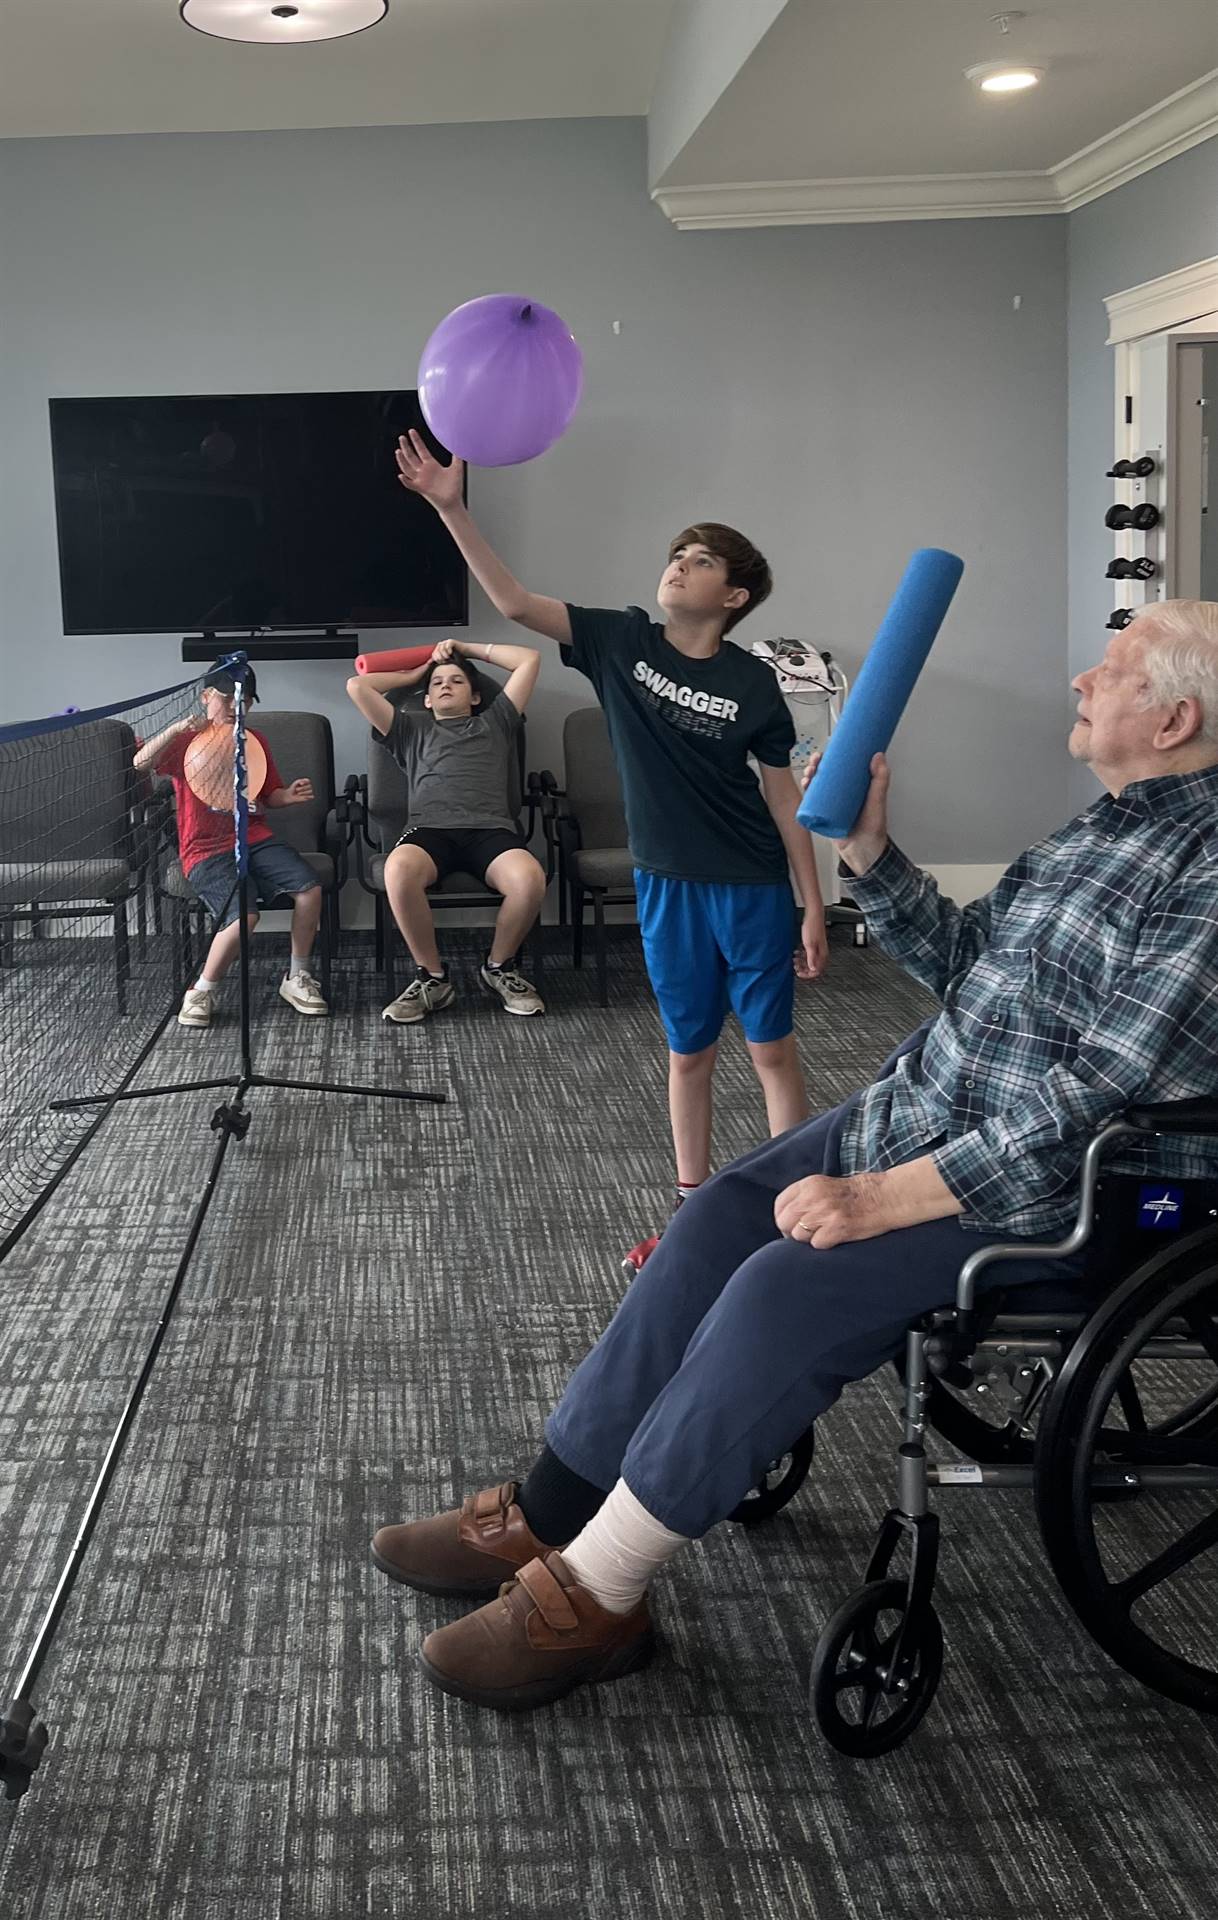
left=728, top=1426, right=816, bottom=1526
left=810, top=1578, right=943, bottom=1757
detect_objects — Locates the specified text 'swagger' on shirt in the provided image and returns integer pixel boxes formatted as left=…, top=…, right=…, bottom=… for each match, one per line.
left=562, top=605, right=795, bottom=884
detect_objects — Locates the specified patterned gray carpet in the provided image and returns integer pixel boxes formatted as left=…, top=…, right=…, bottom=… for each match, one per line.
left=1, top=926, right=1216, bottom=1919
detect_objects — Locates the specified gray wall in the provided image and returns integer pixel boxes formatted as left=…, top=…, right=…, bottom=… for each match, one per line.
left=1066, top=138, right=1218, bottom=807
left=0, top=117, right=1067, bottom=861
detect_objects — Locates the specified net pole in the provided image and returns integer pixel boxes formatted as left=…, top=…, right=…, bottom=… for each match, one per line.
left=232, top=660, right=254, bottom=1089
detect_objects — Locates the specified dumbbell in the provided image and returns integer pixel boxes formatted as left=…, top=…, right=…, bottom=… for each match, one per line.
left=1105, top=502, right=1160, bottom=531
left=1106, top=556, right=1157, bottom=581
left=1106, top=456, right=1156, bottom=479
left=1106, top=608, right=1137, bottom=631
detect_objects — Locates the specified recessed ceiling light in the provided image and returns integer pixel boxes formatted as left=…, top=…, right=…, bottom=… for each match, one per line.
left=180, top=0, right=388, bottom=45
left=965, top=61, right=1045, bottom=94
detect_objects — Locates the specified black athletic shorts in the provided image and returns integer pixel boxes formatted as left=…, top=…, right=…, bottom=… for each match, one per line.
left=393, top=825, right=528, bottom=884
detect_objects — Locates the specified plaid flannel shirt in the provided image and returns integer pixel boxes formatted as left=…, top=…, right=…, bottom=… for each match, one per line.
left=835, top=765, right=1218, bottom=1235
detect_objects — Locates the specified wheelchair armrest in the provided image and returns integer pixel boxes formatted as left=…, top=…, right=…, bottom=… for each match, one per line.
left=1125, top=1099, right=1218, bottom=1136
left=951, top=1096, right=1217, bottom=1317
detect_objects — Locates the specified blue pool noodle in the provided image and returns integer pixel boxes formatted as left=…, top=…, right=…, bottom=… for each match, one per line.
left=797, top=547, right=964, bottom=839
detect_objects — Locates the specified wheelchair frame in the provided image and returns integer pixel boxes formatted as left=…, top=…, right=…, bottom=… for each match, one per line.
left=763, top=1100, right=1218, bottom=1757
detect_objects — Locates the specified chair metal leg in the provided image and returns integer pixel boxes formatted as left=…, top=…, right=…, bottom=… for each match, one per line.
left=572, top=886, right=584, bottom=970
left=383, top=909, right=396, bottom=1001
left=134, top=860, right=149, bottom=961
left=374, top=894, right=385, bottom=971
left=319, top=898, right=332, bottom=1005
left=328, top=887, right=341, bottom=959
left=170, top=901, right=184, bottom=998
left=593, top=891, right=608, bottom=1008
left=113, top=903, right=130, bottom=1015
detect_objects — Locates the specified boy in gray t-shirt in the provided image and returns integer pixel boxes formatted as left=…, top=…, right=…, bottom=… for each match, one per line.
left=346, top=638, right=547, bottom=1024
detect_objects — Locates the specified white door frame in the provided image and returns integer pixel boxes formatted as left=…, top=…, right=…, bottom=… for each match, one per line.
left=1104, top=256, right=1218, bottom=606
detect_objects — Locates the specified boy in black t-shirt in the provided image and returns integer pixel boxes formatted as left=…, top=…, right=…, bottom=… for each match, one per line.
left=395, top=434, right=828, bottom=1230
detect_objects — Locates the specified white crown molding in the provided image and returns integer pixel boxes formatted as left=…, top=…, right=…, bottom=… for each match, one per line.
left=1052, top=69, right=1218, bottom=211
left=1104, top=255, right=1218, bottom=345
left=651, top=70, right=1218, bottom=229
left=652, top=171, right=1058, bottom=228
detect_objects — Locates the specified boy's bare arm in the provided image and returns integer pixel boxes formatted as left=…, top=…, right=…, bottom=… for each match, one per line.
left=133, top=714, right=198, bottom=774
left=451, top=637, right=541, bottom=712
left=345, top=675, right=396, bottom=736
left=395, top=431, right=572, bottom=645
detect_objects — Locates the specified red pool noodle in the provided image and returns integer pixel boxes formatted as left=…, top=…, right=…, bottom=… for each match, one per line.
left=354, top=645, right=436, bottom=675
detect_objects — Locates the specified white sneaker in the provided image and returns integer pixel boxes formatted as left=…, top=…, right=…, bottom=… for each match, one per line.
left=279, top=970, right=329, bottom=1016
left=178, top=986, right=214, bottom=1028
left=382, top=971, right=456, bottom=1024
left=479, top=963, right=545, bottom=1017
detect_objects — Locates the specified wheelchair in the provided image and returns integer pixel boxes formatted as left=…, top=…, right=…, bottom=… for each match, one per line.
left=729, top=1098, right=1218, bottom=1757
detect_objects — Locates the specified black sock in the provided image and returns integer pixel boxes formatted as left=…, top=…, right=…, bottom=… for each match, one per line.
left=517, top=1443, right=609, bottom=1546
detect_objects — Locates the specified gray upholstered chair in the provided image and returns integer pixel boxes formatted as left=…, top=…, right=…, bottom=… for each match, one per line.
left=160, top=709, right=342, bottom=1001
left=350, top=671, right=547, bottom=996
left=0, top=717, right=140, bottom=1010
left=549, top=706, right=636, bottom=1008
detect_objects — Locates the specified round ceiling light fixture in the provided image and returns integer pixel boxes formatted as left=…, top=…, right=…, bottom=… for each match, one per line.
left=180, top=0, right=389, bottom=44
left=965, top=60, right=1044, bottom=94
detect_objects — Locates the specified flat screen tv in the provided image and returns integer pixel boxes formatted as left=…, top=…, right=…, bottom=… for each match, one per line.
left=48, top=390, right=468, bottom=635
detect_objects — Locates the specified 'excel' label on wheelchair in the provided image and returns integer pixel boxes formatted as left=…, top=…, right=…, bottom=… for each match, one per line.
left=1137, top=1184, right=1185, bottom=1231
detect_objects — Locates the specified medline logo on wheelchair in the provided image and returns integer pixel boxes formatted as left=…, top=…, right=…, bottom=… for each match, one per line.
left=1138, top=1183, right=1185, bottom=1229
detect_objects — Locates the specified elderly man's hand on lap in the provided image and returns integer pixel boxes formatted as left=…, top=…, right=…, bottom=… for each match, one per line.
left=776, top=1156, right=962, bottom=1247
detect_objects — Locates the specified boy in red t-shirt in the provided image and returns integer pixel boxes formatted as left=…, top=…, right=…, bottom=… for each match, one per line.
left=135, top=665, right=328, bottom=1028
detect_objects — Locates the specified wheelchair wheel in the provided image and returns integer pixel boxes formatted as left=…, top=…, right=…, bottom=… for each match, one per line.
left=728, top=1427, right=816, bottom=1527
left=1036, top=1233, right=1218, bottom=1714
left=811, top=1578, right=943, bottom=1757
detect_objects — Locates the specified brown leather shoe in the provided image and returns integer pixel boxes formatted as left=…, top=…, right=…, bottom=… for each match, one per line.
left=370, top=1482, right=558, bottom=1598
left=419, top=1551, right=655, bottom=1710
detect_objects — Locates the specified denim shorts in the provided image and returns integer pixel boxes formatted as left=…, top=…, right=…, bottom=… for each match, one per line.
left=187, top=840, right=321, bottom=928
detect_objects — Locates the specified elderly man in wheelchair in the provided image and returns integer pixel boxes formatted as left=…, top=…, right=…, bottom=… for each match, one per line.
left=372, top=599, right=1218, bottom=1747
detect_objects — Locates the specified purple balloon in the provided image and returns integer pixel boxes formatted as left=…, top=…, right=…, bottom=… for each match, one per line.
left=417, top=294, right=584, bottom=467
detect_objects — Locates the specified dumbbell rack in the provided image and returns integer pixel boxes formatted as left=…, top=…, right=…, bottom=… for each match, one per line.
left=1105, top=450, right=1164, bottom=630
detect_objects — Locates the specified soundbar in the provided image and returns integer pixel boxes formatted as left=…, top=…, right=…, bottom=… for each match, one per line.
left=181, top=631, right=360, bottom=663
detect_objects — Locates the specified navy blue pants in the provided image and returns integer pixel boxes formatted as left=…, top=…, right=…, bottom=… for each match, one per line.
left=546, top=1094, right=1082, bottom=1538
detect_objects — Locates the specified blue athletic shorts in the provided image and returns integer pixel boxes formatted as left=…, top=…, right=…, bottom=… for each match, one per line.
left=188, top=840, right=321, bottom=928
left=634, top=869, right=796, bottom=1055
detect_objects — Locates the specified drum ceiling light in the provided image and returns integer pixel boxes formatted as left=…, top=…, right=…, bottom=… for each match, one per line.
left=180, top=0, right=389, bottom=44
left=965, top=61, right=1044, bottom=93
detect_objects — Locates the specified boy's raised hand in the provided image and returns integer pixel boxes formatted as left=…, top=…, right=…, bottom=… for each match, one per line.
left=282, top=777, right=314, bottom=804
left=396, top=430, right=464, bottom=512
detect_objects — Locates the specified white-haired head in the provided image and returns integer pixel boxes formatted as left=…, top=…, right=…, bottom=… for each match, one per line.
left=1129, top=600, right=1218, bottom=746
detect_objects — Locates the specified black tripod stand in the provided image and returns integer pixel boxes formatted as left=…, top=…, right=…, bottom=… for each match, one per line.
left=1, top=658, right=443, bottom=1801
